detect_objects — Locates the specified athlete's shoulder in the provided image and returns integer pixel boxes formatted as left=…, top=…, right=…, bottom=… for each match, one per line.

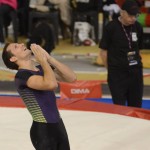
left=15, top=69, right=33, bottom=81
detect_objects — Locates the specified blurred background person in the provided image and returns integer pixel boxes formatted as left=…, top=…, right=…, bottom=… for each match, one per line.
left=29, top=0, right=72, bottom=39
left=0, top=0, right=17, bottom=47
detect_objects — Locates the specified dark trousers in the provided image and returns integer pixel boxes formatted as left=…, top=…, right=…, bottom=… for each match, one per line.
left=108, top=67, right=143, bottom=107
left=0, top=4, right=13, bottom=42
left=30, top=119, right=70, bottom=150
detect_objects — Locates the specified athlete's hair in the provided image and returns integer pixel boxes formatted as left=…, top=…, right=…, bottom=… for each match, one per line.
left=2, top=43, right=19, bottom=70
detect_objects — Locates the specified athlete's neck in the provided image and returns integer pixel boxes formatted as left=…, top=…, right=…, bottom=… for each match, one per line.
left=18, top=60, right=39, bottom=71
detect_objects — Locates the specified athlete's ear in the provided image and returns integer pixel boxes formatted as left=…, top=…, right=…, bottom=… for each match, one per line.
left=10, top=56, right=17, bottom=62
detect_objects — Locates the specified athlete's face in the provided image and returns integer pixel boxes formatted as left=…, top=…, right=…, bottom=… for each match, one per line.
left=121, top=10, right=138, bottom=25
left=7, top=43, right=31, bottom=62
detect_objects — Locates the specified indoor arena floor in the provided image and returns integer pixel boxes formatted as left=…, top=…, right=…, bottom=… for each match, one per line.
left=0, top=108, right=150, bottom=150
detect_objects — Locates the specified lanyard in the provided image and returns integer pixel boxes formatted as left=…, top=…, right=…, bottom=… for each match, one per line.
left=121, top=24, right=132, bottom=50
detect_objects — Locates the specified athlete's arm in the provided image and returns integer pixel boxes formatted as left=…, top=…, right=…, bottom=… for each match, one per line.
left=47, top=56, right=77, bottom=83
left=26, top=44, right=58, bottom=91
left=35, top=45, right=77, bottom=83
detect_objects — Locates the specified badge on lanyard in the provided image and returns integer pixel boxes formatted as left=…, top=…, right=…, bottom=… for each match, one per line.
left=127, top=51, right=138, bottom=66
left=132, top=32, right=137, bottom=42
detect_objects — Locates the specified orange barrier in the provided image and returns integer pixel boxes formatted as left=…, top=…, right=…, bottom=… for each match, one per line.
left=59, top=80, right=102, bottom=99
left=0, top=96, right=150, bottom=121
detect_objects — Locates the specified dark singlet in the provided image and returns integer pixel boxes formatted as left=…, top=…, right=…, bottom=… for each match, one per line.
left=15, top=65, right=61, bottom=123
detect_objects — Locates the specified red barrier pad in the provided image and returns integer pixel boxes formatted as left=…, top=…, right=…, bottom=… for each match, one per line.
left=57, top=98, right=150, bottom=121
left=1, top=96, right=150, bottom=121
left=0, top=96, right=25, bottom=108
left=59, top=80, right=102, bottom=99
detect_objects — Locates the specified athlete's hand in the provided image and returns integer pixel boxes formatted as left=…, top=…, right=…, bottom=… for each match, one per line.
left=34, top=45, right=56, bottom=65
left=30, top=44, right=47, bottom=64
left=35, top=45, right=50, bottom=60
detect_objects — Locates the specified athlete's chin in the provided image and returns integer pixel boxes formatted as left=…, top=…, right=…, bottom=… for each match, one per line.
left=26, top=50, right=33, bottom=56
